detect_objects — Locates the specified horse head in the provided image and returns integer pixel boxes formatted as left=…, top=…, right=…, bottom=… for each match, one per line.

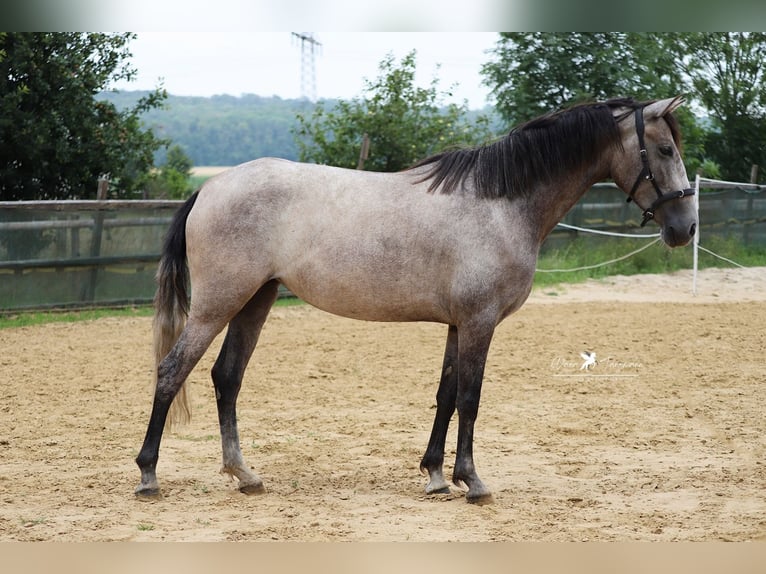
left=611, top=96, right=698, bottom=247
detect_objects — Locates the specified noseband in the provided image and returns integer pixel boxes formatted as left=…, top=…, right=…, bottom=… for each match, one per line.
left=626, top=107, right=695, bottom=227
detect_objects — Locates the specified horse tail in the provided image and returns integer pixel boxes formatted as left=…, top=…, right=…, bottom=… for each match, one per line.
left=153, top=190, right=199, bottom=428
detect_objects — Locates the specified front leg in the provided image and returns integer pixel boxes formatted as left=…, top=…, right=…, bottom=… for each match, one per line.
left=452, top=322, right=494, bottom=504
left=420, top=325, right=459, bottom=494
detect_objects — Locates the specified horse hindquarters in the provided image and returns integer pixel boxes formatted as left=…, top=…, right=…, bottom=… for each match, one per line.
left=135, top=190, right=268, bottom=498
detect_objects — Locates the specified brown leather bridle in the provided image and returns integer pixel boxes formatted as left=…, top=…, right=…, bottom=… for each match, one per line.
left=626, top=106, right=695, bottom=227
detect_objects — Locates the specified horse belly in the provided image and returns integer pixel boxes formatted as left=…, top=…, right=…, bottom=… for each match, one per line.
left=279, top=261, right=451, bottom=323
left=275, top=229, right=454, bottom=323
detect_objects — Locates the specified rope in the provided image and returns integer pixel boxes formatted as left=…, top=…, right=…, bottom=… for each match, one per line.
left=539, top=177, right=756, bottom=277
left=536, top=237, right=662, bottom=273
left=698, top=176, right=766, bottom=192
left=696, top=244, right=746, bottom=268
left=555, top=222, right=660, bottom=238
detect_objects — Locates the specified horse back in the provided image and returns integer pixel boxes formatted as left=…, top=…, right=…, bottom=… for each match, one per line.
left=186, top=158, right=537, bottom=325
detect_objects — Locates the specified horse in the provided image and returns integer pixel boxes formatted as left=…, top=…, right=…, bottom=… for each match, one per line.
left=135, top=96, right=697, bottom=504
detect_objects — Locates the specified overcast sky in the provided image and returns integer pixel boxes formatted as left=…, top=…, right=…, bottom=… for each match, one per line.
left=109, top=32, right=500, bottom=109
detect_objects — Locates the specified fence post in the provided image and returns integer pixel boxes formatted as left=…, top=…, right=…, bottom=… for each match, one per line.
left=357, top=133, right=370, bottom=170
left=82, top=177, right=109, bottom=302
left=693, top=168, right=703, bottom=282
left=744, top=164, right=758, bottom=244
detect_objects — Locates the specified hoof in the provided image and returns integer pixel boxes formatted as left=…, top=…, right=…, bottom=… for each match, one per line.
left=466, top=491, right=494, bottom=505
left=424, top=469, right=451, bottom=495
left=426, top=485, right=452, bottom=495
left=239, top=481, right=266, bottom=495
left=134, top=486, right=162, bottom=500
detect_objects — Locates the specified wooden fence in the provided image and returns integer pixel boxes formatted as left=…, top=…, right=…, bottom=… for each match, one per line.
left=1, top=184, right=764, bottom=312
left=0, top=200, right=178, bottom=311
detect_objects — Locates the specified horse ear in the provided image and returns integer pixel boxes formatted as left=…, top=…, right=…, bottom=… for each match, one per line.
left=645, top=96, right=685, bottom=118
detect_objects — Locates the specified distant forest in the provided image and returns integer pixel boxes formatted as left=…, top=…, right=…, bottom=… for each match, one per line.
left=98, top=91, right=499, bottom=167
left=98, top=91, right=316, bottom=165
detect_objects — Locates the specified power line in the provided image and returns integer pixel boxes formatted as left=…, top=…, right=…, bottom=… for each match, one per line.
left=291, top=32, right=322, bottom=102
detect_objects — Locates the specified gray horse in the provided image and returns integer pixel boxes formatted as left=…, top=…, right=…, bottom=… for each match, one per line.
left=135, top=97, right=697, bottom=504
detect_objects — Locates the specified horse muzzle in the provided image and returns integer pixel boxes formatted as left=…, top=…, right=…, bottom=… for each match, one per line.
left=661, top=217, right=697, bottom=247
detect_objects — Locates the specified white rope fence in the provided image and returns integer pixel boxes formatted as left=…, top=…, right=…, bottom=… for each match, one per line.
left=696, top=244, right=745, bottom=268
left=691, top=175, right=762, bottom=294
left=536, top=235, right=662, bottom=273
left=537, top=176, right=762, bottom=291
left=553, top=222, right=660, bottom=239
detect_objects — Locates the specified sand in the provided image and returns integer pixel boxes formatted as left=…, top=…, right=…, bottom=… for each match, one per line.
left=1, top=267, right=764, bottom=541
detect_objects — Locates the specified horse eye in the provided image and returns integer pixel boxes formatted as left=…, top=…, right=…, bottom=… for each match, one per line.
left=659, top=145, right=674, bottom=157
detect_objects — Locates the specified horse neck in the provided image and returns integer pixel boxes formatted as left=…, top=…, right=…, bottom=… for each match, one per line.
left=523, top=159, right=611, bottom=244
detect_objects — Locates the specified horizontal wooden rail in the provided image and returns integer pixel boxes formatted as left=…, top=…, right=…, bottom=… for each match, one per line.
left=0, top=216, right=173, bottom=232
left=0, top=200, right=182, bottom=211
left=0, top=254, right=160, bottom=272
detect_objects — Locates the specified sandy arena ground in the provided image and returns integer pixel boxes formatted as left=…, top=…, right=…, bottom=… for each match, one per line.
left=1, top=267, right=764, bottom=541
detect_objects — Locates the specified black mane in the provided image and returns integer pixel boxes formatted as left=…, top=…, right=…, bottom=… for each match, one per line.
left=409, top=98, right=679, bottom=199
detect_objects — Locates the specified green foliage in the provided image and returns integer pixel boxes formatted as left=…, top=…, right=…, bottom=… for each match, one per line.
left=669, top=33, right=766, bottom=119
left=165, top=143, right=193, bottom=175
left=482, top=32, right=766, bottom=184
left=481, top=33, right=679, bottom=126
left=294, top=50, right=495, bottom=172
left=652, top=32, right=766, bottom=183
left=0, top=33, right=168, bottom=200
left=480, top=33, right=706, bottom=176
left=697, top=159, right=722, bottom=181
left=144, top=144, right=195, bottom=199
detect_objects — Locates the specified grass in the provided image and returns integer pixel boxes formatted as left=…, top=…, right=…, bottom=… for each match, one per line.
left=1, top=237, right=763, bottom=329
left=0, top=306, right=153, bottom=329
left=533, top=234, right=766, bottom=288
left=0, top=296, right=302, bottom=329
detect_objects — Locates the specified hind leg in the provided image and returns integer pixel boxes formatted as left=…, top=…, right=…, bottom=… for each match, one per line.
left=135, top=318, right=225, bottom=498
left=212, top=280, right=279, bottom=494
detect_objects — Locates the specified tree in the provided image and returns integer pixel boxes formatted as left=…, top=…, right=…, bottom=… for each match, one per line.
left=294, top=50, right=493, bottom=172
left=0, top=33, right=168, bottom=200
left=144, top=144, right=195, bottom=199
left=480, top=33, right=706, bottom=176
left=481, top=33, right=681, bottom=126
left=654, top=32, right=766, bottom=183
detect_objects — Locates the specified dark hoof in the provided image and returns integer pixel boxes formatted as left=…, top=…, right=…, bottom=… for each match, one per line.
left=428, top=486, right=452, bottom=495
left=135, top=486, right=162, bottom=500
left=239, top=481, right=266, bottom=495
left=466, top=492, right=494, bottom=505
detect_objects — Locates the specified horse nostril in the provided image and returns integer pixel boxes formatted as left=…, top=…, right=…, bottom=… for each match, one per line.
left=689, top=223, right=697, bottom=237
left=666, top=226, right=677, bottom=244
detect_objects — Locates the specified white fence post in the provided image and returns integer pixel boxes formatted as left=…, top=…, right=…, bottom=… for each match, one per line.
left=692, top=173, right=700, bottom=296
